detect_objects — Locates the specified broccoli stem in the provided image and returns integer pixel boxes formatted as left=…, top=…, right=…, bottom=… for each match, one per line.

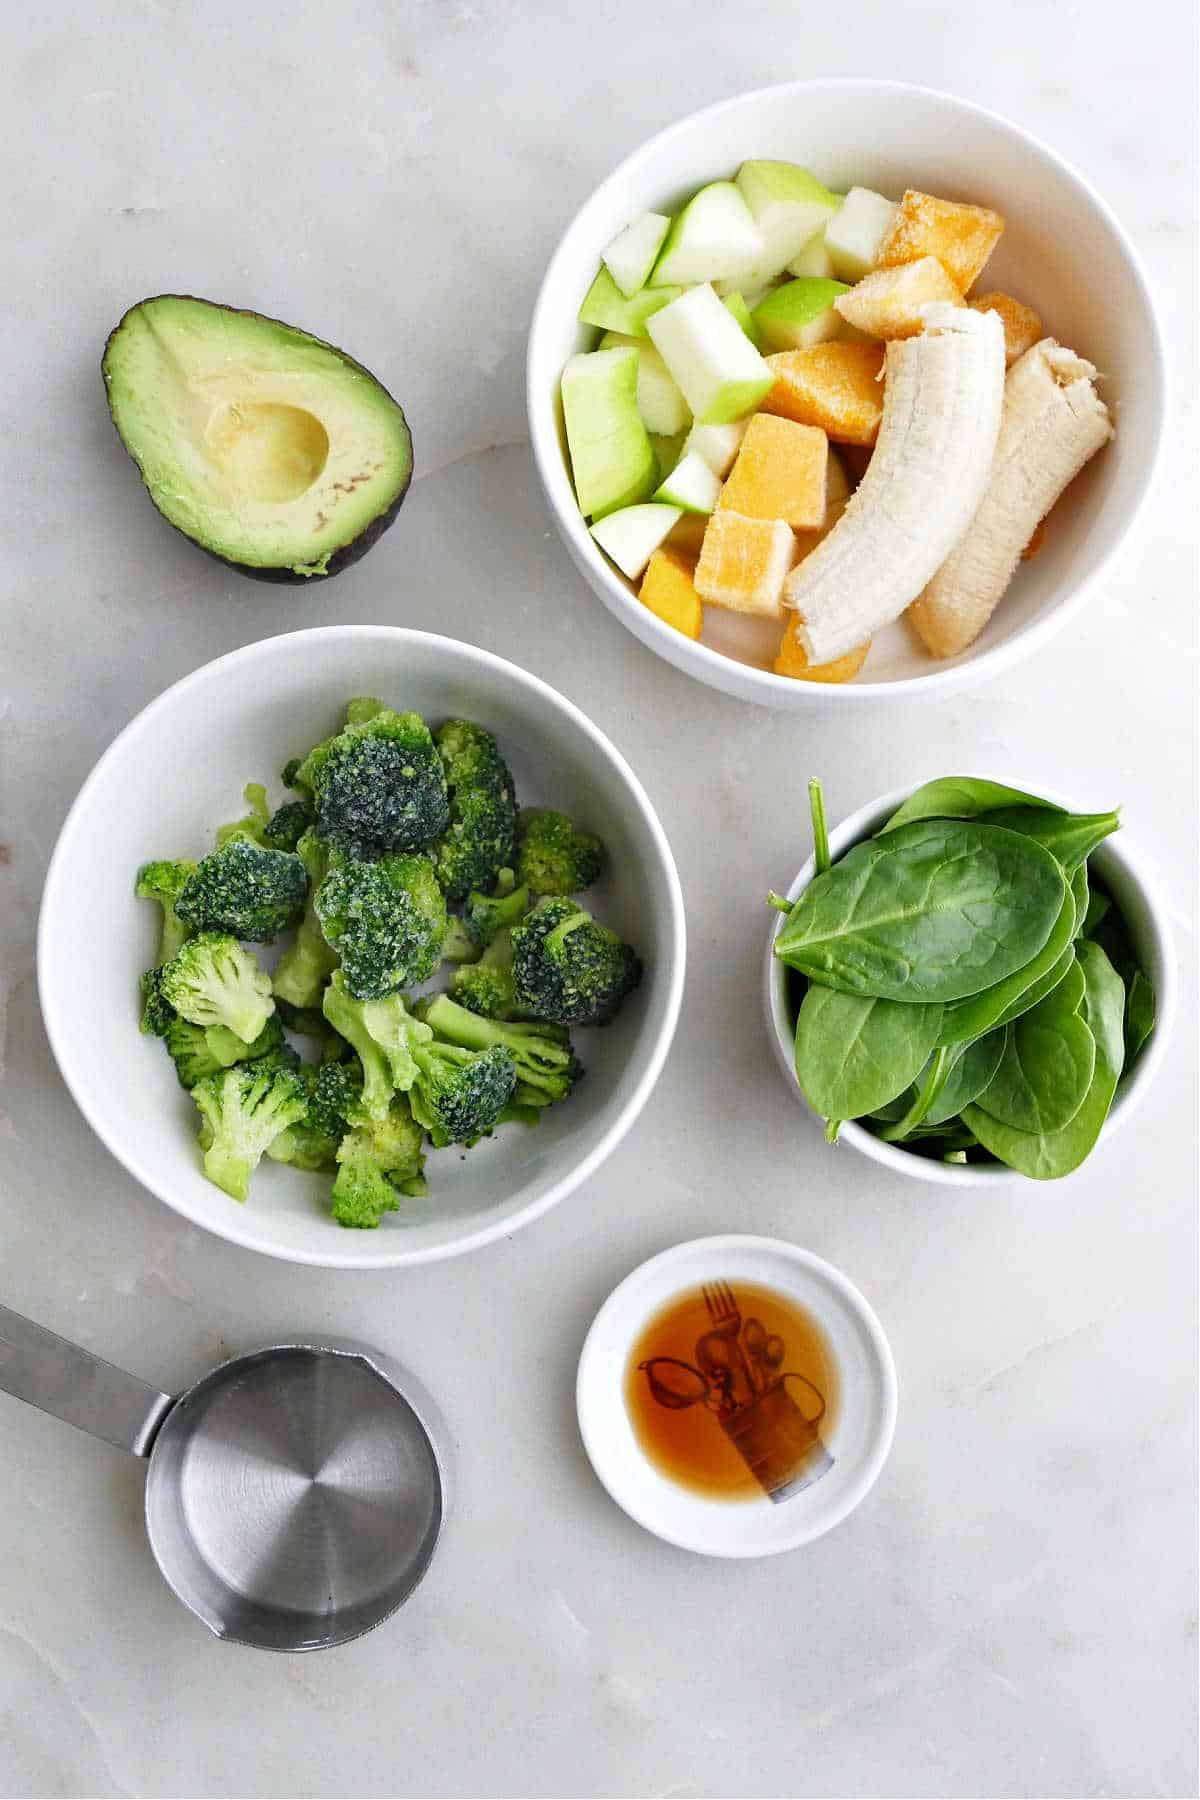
left=543, top=909, right=591, bottom=956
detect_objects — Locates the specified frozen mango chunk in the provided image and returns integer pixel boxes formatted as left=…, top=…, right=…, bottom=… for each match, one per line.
left=760, top=342, right=885, bottom=447
left=716, top=413, right=828, bottom=529
left=694, top=511, right=795, bottom=617
left=665, top=511, right=709, bottom=559
left=834, top=256, right=963, bottom=339
left=876, top=189, right=1004, bottom=293
left=774, top=613, right=871, bottom=682
left=793, top=449, right=851, bottom=561
left=638, top=546, right=703, bottom=639
left=968, top=291, right=1043, bottom=365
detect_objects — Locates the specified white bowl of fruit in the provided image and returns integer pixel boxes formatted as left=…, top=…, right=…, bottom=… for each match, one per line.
left=527, top=81, right=1164, bottom=705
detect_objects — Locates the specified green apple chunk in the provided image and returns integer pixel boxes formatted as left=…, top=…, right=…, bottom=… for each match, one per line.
left=561, top=348, right=657, bottom=520
left=733, top=160, right=841, bottom=288
left=598, top=330, right=690, bottom=436
left=652, top=181, right=765, bottom=287
left=602, top=211, right=671, bottom=298
left=649, top=431, right=687, bottom=481
left=647, top=285, right=774, bottom=426
left=578, top=266, right=682, bottom=337
left=752, top=278, right=850, bottom=353
left=824, top=187, right=899, bottom=281
left=684, top=419, right=748, bottom=478
left=590, top=502, right=682, bottom=578
left=654, top=450, right=721, bottom=515
left=787, top=232, right=836, bottom=278
left=721, top=290, right=759, bottom=346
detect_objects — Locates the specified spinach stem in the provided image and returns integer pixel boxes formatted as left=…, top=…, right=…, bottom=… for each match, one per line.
left=877, top=1044, right=955, bottom=1143
left=766, top=890, right=793, bottom=914
left=809, top=778, right=831, bottom=875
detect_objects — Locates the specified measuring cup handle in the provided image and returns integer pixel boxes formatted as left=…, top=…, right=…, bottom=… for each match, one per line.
left=0, top=1304, right=174, bottom=1458
left=782, top=1372, right=826, bottom=1424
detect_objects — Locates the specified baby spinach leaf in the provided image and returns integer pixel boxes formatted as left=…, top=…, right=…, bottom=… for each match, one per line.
left=793, top=987, right=943, bottom=1122
left=867, top=1028, right=1007, bottom=1137
left=922, top=1027, right=1008, bottom=1124
left=775, top=821, right=1065, bottom=1003
left=964, top=942, right=1125, bottom=1179
left=1081, top=885, right=1111, bottom=938
left=978, top=807, right=1120, bottom=873
left=937, top=885, right=1076, bottom=1045
left=987, top=946, right=1076, bottom=1033
left=1088, top=906, right=1137, bottom=983
left=1123, top=968, right=1156, bottom=1069
left=874, top=1044, right=958, bottom=1142
left=1071, top=864, right=1091, bottom=939
left=975, top=958, right=1094, bottom=1134
left=880, top=778, right=1062, bottom=834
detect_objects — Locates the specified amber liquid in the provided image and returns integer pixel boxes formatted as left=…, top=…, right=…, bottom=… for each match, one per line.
left=624, top=1281, right=840, bottom=1502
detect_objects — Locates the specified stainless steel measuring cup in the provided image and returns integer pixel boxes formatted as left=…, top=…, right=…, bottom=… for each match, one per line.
left=0, top=1305, right=452, bottom=1651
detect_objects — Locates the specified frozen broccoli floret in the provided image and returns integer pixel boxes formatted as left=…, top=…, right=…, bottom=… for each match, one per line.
left=274, top=996, right=329, bottom=1038
left=308, top=1058, right=364, bottom=1138
left=516, top=808, right=606, bottom=896
left=164, top=1013, right=285, bottom=1090
left=431, top=719, right=518, bottom=902
left=192, top=1059, right=307, bottom=1202
left=280, top=756, right=306, bottom=791
left=441, top=869, right=531, bottom=966
left=322, top=973, right=433, bottom=1120
left=511, top=898, right=641, bottom=1026
left=420, top=994, right=581, bottom=1106
left=216, top=783, right=270, bottom=847
left=136, top=859, right=198, bottom=1030
left=165, top=1018, right=236, bottom=1089
left=272, top=829, right=337, bottom=1009
left=406, top=1040, right=517, bottom=1148
left=136, top=859, right=198, bottom=964
left=160, top=933, right=275, bottom=1043
left=176, top=839, right=308, bottom=942
left=314, top=849, right=446, bottom=1000
left=330, top=1096, right=427, bottom=1229
left=344, top=697, right=389, bottom=726
left=261, top=799, right=314, bottom=853
left=265, top=1064, right=348, bottom=1173
left=449, top=930, right=518, bottom=1019
left=139, top=968, right=176, bottom=1037
left=297, top=707, right=449, bottom=857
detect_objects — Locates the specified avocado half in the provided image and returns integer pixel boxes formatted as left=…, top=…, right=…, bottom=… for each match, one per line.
left=102, top=295, right=413, bottom=583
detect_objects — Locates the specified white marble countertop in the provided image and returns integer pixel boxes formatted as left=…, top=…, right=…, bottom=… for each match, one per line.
left=1, top=4, right=1196, bottom=1796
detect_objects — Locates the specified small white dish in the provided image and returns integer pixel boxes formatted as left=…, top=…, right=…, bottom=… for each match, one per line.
left=38, top=626, right=686, bottom=1269
left=763, top=780, right=1176, bottom=1187
left=576, top=1235, right=897, bottom=1557
left=527, top=79, right=1165, bottom=709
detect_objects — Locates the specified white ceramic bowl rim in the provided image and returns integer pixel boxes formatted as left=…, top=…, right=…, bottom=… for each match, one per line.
left=528, top=78, right=1167, bottom=705
left=763, top=777, right=1177, bottom=1186
left=38, top=626, right=687, bottom=1269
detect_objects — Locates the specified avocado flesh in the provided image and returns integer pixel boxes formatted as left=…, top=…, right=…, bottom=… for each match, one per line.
left=103, top=296, right=412, bottom=580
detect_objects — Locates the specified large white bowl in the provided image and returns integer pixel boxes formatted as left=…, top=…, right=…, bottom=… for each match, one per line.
left=763, top=780, right=1176, bottom=1186
left=527, top=80, right=1165, bottom=708
left=38, top=628, right=686, bottom=1268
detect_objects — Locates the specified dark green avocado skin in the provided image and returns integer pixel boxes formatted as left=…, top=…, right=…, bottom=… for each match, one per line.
left=102, top=294, right=413, bottom=585
left=201, top=485, right=410, bottom=586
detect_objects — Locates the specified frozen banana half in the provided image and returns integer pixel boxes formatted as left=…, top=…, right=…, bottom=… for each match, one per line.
left=782, top=303, right=1005, bottom=664
left=909, top=339, right=1114, bottom=657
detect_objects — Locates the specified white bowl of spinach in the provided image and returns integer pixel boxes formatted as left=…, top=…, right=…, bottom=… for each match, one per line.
left=763, top=777, right=1173, bottom=1184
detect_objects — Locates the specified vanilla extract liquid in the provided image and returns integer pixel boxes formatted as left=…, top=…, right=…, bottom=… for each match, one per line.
left=625, top=1280, right=840, bottom=1504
